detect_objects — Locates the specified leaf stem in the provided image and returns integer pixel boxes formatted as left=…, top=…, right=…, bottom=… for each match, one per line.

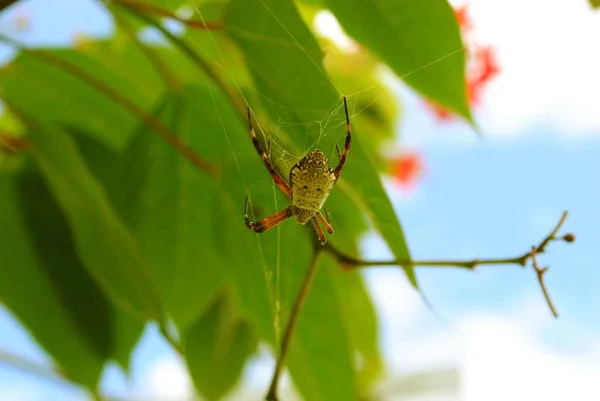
left=110, top=1, right=246, bottom=117
left=325, top=211, right=571, bottom=317
left=265, top=249, right=323, bottom=401
left=109, top=0, right=222, bottom=30
left=0, top=34, right=216, bottom=175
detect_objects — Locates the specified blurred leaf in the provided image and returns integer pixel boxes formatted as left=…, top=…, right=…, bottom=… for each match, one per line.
left=68, top=132, right=146, bottom=370
left=27, top=124, right=163, bottom=320
left=0, top=49, right=147, bottom=150
left=590, top=0, right=600, bottom=8
left=0, top=174, right=103, bottom=388
left=0, top=37, right=206, bottom=151
left=329, top=265, right=382, bottom=391
left=282, top=252, right=358, bottom=401
left=0, top=0, right=20, bottom=12
left=113, top=91, right=228, bottom=328
left=15, top=171, right=114, bottom=360
left=224, top=0, right=416, bottom=286
left=184, top=289, right=258, bottom=400
left=326, top=0, right=471, bottom=121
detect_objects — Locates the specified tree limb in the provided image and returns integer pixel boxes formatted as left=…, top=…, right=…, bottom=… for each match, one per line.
left=324, top=211, right=572, bottom=317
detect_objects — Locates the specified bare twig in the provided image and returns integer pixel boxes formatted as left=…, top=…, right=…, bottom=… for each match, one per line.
left=530, top=246, right=559, bottom=318
left=325, top=211, right=572, bottom=317
left=0, top=34, right=216, bottom=175
left=108, top=0, right=222, bottom=30
left=266, top=250, right=323, bottom=401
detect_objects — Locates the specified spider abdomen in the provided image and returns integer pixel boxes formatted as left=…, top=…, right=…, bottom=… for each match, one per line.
left=289, top=149, right=336, bottom=224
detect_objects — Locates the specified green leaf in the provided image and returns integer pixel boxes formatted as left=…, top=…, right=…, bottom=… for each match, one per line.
left=65, top=132, right=146, bottom=370
left=184, top=290, right=258, bottom=401
left=13, top=169, right=144, bottom=372
left=223, top=0, right=416, bottom=285
left=590, top=0, right=600, bottom=9
left=326, top=0, right=471, bottom=121
left=0, top=38, right=205, bottom=151
left=0, top=49, right=146, bottom=150
left=283, top=252, right=358, bottom=401
left=113, top=91, right=229, bottom=328
left=0, top=173, right=105, bottom=388
left=329, top=265, right=382, bottom=391
left=15, top=171, right=114, bottom=359
left=27, top=124, right=163, bottom=320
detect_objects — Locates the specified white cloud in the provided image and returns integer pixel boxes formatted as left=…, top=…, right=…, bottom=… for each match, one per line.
left=141, top=356, right=192, bottom=400
left=460, top=0, right=600, bottom=136
left=365, top=262, right=600, bottom=400
left=459, top=314, right=600, bottom=401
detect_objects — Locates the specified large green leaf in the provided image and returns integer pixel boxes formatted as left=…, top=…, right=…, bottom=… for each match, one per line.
left=184, top=290, right=258, bottom=401
left=113, top=91, right=229, bottom=328
left=26, top=124, right=163, bottom=320
left=329, top=265, right=382, bottom=392
left=0, top=37, right=205, bottom=151
left=326, top=0, right=471, bottom=120
left=0, top=174, right=105, bottom=388
left=223, top=0, right=415, bottom=284
left=282, top=252, right=358, bottom=401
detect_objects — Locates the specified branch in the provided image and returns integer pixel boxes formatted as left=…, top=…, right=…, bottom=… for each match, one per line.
left=108, top=0, right=222, bottom=30
left=0, top=34, right=216, bottom=175
left=265, top=250, right=323, bottom=401
left=325, top=211, right=573, bottom=317
left=530, top=246, right=559, bottom=318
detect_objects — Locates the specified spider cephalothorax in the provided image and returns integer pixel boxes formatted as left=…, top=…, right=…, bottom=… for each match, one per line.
left=244, top=96, right=351, bottom=245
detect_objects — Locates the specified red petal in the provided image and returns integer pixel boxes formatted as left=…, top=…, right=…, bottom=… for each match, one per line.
left=390, top=152, right=424, bottom=187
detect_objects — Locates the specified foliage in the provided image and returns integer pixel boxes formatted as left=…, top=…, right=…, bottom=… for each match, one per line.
left=0, top=0, right=472, bottom=399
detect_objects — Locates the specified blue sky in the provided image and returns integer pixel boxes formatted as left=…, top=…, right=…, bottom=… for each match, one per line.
left=1, top=0, right=599, bottom=400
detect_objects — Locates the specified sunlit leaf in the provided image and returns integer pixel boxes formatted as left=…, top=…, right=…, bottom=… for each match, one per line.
left=27, top=124, right=163, bottom=320
left=326, top=0, right=471, bottom=121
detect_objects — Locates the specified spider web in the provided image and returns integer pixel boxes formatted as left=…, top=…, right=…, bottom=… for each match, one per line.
left=158, top=0, right=465, bottom=370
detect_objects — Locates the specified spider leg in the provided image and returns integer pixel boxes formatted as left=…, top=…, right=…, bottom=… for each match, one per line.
left=333, top=96, right=352, bottom=183
left=245, top=197, right=292, bottom=233
left=311, top=217, right=328, bottom=245
left=247, top=107, right=291, bottom=198
left=316, top=211, right=334, bottom=235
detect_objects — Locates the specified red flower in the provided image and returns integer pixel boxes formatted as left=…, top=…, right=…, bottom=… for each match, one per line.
left=427, top=5, right=500, bottom=121
left=389, top=152, right=424, bottom=188
left=454, top=6, right=472, bottom=32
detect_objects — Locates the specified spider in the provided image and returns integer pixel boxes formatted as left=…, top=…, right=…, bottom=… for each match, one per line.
left=244, top=96, right=351, bottom=245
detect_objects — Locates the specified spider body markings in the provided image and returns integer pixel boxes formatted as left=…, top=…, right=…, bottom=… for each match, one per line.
left=289, top=149, right=336, bottom=224
left=244, top=96, right=352, bottom=245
